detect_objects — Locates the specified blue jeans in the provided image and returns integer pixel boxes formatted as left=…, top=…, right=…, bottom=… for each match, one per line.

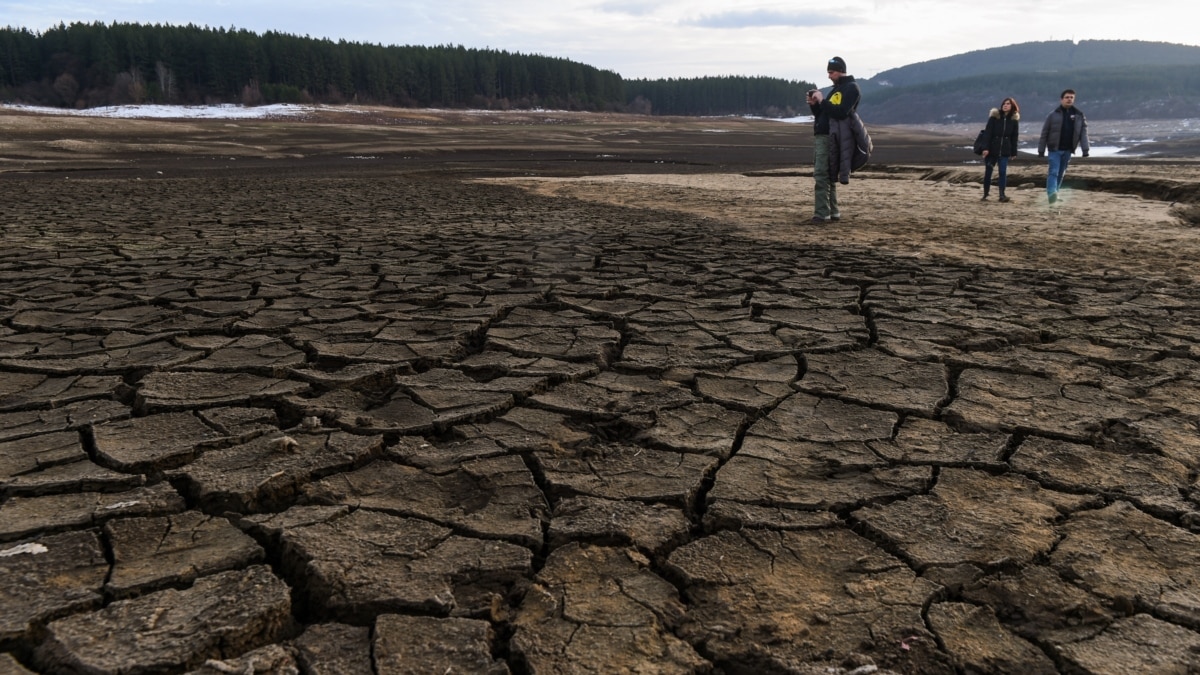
left=983, top=156, right=1009, bottom=195
left=1046, top=150, right=1072, bottom=195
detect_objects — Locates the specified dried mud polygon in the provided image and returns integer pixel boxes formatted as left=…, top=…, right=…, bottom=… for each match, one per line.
left=4, top=153, right=1200, bottom=673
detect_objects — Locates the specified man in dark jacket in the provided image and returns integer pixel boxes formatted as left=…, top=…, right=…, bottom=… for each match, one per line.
left=1037, top=89, right=1089, bottom=204
left=806, top=56, right=861, bottom=223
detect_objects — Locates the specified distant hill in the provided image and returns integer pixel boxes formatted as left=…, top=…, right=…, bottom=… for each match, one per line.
left=855, top=40, right=1200, bottom=124
left=3, top=27, right=1195, bottom=123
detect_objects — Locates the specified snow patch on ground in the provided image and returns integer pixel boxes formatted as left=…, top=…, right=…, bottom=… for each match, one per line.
left=3, top=103, right=819, bottom=125
left=1, top=103, right=315, bottom=119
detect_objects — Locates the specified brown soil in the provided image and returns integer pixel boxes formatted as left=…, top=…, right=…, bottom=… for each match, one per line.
left=489, top=161, right=1200, bottom=285
left=6, top=105, right=1199, bottom=284
left=4, top=105, right=1200, bottom=674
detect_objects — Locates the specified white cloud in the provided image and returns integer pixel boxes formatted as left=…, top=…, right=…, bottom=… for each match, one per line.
left=596, top=1, right=658, bottom=16
left=684, top=9, right=848, bottom=29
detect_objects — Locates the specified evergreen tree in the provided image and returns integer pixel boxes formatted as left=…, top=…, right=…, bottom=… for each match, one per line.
left=0, top=21, right=810, bottom=115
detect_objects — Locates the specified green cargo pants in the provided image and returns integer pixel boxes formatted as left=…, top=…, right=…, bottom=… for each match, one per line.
left=813, top=134, right=839, bottom=220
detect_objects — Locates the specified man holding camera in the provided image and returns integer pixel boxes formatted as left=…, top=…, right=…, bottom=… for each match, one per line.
left=806, top=56, right=861, bottom=224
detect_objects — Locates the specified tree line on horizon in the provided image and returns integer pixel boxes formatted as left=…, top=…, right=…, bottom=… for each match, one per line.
left=0, top=22, right=816, bottom=117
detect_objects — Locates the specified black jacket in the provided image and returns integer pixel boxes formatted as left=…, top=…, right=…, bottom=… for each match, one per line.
left=809, top=75, right=860, bottom=135
left=1038, top=106, right=1089, bottom=155
left=984, top=108, right=1019, bottom=158
left=829, top=113, right=872, bottom=184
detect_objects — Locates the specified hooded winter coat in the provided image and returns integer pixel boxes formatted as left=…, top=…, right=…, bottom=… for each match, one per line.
left=828, top=113, right=872, bottom=184
left=984, top=108, right=1019, bottom=158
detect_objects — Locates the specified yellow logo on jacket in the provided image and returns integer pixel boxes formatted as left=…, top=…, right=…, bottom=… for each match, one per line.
left=829, top=92, right=842, bottom=105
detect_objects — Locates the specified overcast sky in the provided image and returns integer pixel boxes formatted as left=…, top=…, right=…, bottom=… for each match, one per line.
left=5, top=0, right=1198, bottom=85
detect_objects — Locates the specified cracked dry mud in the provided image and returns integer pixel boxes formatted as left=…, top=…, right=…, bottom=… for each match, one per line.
left=3, top=112, right=1200, bottom=674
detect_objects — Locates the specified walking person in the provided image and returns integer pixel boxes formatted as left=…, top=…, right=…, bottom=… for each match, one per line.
left=980, top=97, right=1020, bottom=202
left=1037, top=89, right=1089, bottom=204
left=806, top=56, right=861, bottom=223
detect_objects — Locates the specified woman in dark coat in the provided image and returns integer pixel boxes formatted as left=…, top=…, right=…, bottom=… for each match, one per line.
left=981, top=97, right=1020, bottom=202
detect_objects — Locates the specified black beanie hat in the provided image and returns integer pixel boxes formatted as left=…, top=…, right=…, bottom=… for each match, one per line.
left=827, top=56, right=847, bottom=73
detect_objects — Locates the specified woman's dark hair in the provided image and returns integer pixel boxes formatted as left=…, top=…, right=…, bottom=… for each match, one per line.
left=1000, top=97, right=1020, bottom=115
